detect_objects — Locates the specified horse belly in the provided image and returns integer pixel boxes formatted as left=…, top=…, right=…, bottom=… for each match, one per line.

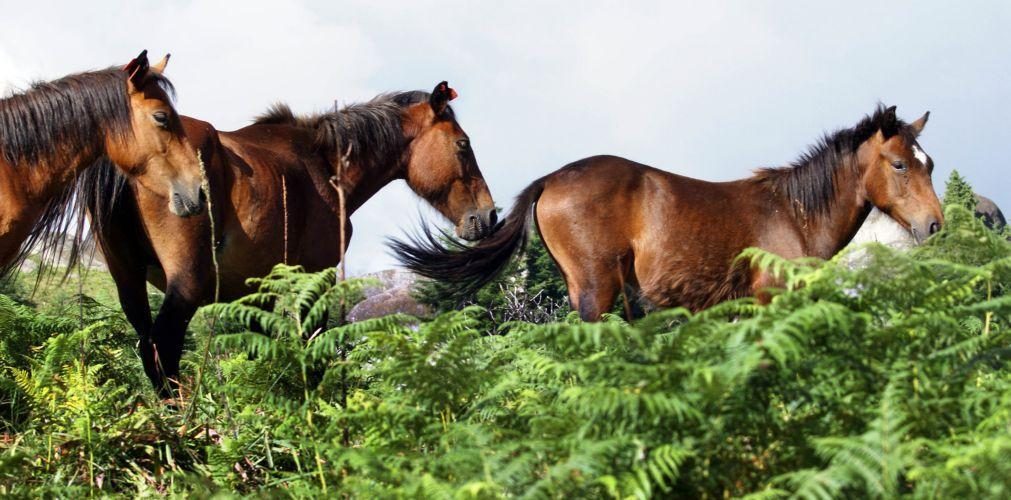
left=635, top=251, right=751, bottom=311
left=631, top=193, right=754, bottom=311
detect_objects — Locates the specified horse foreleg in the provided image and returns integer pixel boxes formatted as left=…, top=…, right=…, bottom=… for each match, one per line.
left=103, top=249, right=153, bottom=340
left=145, top=281, right=202, bottom=398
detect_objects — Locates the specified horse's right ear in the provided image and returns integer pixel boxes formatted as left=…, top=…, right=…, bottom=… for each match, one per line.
left=910, top=111, right=930, bottom=135
left=151, top=53, right=171, bottom=75
left=124, top=49, right=150, bottom=91
left=429, top=81, right=458, bottom=116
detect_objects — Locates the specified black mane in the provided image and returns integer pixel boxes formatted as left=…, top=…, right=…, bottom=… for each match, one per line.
left=0, top=67, right=173, bottom=168
left=753, top=105, right=916, bottom=218
left=253, top=91, right=448, bottom=171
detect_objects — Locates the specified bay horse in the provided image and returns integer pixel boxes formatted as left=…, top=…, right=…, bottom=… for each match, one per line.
left=392, top=105, right=944, bottom=320
left=0, top=50, right=204, bottom=275
left=82, top=82, right=495, bottom=394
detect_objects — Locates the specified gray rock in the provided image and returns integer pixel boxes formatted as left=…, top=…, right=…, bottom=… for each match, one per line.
left=974, top=193, right=1006, bottom=231
left=849, top=191, right=1006, bottom=252
left=849, top=207, right=917, bottom=250
left=348, top=269, right=429, bottom=322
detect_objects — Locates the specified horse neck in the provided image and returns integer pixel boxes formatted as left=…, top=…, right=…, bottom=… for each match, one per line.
left=797, top=160, right=871, bottom=258
left=333, top=146, right=407, bottom=215
left=0, top=149, right=95, bottom=266
left=8, top=140, right=102, bottom=200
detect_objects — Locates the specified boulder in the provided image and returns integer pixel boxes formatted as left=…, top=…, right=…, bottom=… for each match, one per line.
left=847, top=191, right=1006, bottom=253
left=848, top=207, right=917, bottom=249
left=348, top=269, right=430, bottom=322
left=974, top=193, right=1006, bottom=231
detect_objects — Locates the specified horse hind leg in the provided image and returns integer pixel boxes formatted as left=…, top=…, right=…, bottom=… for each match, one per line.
left=568, top=281, right=619, bottom=322
left=545, top=250, right=624, bottom=322
left=561, top=265, right=622, bottom=322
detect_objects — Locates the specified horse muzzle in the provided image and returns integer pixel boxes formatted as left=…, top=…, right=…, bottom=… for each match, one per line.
left=456, top=207, right=498, bottom=241
left=909, top=215, right=943, bottom=244
left=169, top=182, right=206, bottom=217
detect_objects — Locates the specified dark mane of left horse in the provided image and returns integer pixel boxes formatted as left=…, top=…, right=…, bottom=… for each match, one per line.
left=253, top=91, right=453, bottom=171
left=0, top=67, right=174, bottom=168
left=752, top=105, right=916, bottom=218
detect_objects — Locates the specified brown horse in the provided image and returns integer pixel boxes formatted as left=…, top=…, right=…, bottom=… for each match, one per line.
left=392, top=105, right=944, bottom=320
left=0, top=50, right=204, bottom=274
left=83, top=82, right=495, bottom=393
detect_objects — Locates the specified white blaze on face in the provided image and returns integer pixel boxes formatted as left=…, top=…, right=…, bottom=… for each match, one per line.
left=912, top=144, right=929, bottom=166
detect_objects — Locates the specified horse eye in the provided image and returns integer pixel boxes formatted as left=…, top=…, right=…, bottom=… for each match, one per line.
left=152, top=111, right=169, bottom=128
left=891, top=161, right=907, bottom=171
left=456, top=139, right=470, bottom=151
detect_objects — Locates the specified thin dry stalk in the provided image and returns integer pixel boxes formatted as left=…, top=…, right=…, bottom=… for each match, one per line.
left=327, top=121, right=354, bottom=449
left=184, top=150, right=224, bottom=424
left=282, top=174, right=289, bottom=265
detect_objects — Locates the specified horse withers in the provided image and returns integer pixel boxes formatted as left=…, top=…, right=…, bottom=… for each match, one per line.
left=393, top=105, right=943, bottom=320
left=0, top=50, right=203, bottom=274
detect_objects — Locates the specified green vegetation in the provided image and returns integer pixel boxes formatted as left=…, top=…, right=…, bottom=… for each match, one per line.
left=942, top=169, right=976, bottom=213
left=0, top=179, right=1009, bottom=497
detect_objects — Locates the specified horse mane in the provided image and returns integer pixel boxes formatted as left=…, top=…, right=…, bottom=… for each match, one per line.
left=253, top=91, right=449, bottom=172
left=0, top=67, right=174, bottom=168
left=0, top=67, right=173, bottom=282
left=752, top=105, right=916, bottom=219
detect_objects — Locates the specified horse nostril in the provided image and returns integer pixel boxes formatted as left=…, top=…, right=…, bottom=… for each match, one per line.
left=929, top=221, right=941, bottom=235
left=468, top=214, right=479, bottom=224
left=488, top=210, right=498, bottom=227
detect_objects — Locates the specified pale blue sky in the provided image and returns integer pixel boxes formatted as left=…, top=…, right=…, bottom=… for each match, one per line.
left=1, top=1, right=1008, bottom=273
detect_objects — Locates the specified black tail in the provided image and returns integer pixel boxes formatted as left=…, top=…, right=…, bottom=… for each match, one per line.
left=389, top=178, right=547, bottom=299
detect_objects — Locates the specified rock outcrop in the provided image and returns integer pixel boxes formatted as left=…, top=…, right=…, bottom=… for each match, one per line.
left=974, top=193, right=1006, bottom=231
left=347, top=269, right=430, bottom=322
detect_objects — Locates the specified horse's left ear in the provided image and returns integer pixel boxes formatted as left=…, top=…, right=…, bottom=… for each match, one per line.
left=430, top=81, right=458, bottom=115
left=123, top=49, right=150, bottom=90
left=910, top=111, right=930, bottom=135
left=883, top=105, right=898, bottom=129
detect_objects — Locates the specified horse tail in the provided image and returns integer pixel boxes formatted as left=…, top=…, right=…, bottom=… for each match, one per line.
left=389, top=177, right=548, bottom=298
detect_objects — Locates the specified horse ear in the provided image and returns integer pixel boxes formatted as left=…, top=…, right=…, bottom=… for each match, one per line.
left=151, top=53, right=171, bottom=75
left=875, top=105, right=899, bottom=138
left=910, top=111, right=930, bottom=135
left=883, top=105, right=898, bottom=129
left=430, top=81, right=458, bottom=115
left=124, top=49, right=150, bottom=91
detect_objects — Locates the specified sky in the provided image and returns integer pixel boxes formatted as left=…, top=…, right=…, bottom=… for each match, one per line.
left=1, top=1, right=1009, bottom=275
